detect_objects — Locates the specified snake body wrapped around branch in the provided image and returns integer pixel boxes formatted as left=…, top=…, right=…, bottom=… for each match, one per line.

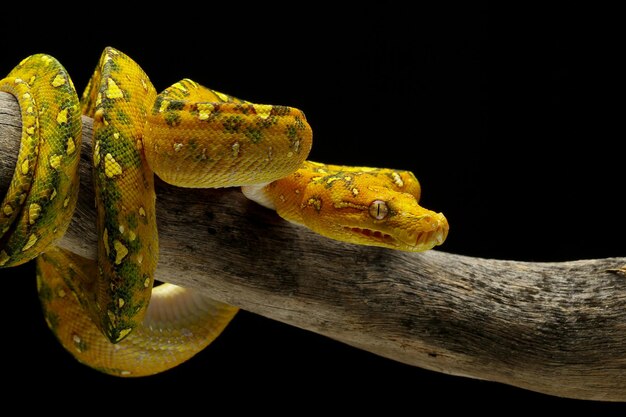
left=0, top=47, right=448, bottom=376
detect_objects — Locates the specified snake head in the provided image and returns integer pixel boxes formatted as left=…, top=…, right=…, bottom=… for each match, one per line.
left=312, top=184, right=449, bottom=252
left=296, top=171, right=449, bottom=252
left=249, top=162, right=449, bottom=252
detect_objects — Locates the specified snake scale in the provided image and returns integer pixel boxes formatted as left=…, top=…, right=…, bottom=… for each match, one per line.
left=0, top=47, right=449, bottom=376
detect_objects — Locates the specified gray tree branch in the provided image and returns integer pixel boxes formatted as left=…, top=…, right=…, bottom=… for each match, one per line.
left=1, top=91, right=625, bottom=401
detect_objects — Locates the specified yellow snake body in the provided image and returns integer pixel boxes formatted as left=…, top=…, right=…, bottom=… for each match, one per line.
left=37, top=247, right=238, bottom=376
left=81, top=48, right=160, bottom=343
left=0, top=48, right=448, bottom=376
left=0, top=55, right=81, bottom=267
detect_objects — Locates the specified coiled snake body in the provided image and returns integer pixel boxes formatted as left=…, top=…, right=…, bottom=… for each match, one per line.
left=0, top=48, right=448, bottom=376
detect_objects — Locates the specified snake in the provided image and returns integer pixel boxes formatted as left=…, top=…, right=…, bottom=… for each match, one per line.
left=0, top=47, right=449, bottom=377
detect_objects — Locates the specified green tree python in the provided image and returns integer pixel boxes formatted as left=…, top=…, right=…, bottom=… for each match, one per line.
left=0, top=47, right=449, bottom=376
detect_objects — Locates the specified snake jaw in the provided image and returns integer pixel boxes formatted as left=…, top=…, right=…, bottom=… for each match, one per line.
left=344, top=226, right=397, bottom=246
left=339, top=210, right=448, bottom=252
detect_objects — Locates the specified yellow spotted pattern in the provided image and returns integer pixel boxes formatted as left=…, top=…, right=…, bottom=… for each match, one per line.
left=0, top=47, right=312, bottom=376
left=0, top=54, right=81, bottom=267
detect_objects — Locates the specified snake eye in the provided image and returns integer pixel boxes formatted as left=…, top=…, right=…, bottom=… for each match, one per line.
left=369, top=200, right=389, bottom=220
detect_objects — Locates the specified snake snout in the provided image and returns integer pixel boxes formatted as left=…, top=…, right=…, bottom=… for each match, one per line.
left=415, top=212, right=449, bottom=249
left=433, top=213, right=449, bottom=245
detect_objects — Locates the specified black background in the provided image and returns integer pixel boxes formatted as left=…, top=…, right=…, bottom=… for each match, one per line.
left=1, top=3, right=624, bottom=412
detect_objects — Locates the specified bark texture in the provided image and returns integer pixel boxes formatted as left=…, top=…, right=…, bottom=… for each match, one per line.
left=1, top=91, right=625, bottom=401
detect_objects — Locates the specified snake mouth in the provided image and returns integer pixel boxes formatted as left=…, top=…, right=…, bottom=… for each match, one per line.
left=344, top=221, right=448, bottom=251
left=345, top=227, right=396, bottom=245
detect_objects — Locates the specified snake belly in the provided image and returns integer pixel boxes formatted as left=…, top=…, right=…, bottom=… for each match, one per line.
left=0, top=47, right=313, bottom=376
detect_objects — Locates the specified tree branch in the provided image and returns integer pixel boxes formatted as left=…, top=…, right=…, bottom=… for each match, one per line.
left=1, top=91, right=625, bottom=401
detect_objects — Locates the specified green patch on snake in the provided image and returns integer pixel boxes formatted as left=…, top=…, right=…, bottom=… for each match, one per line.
left=152, top=95, right=165, bottom=115
left=93, top=90, right=116, bottom=112
left=56, top=123, right=78, bottom=143
left=105, top=290, right=143, bottom=320
left=167, top=100, right=185, bottom=112
left=164, top=111, right=181, bottom=127
left=101, top=210, right=123, bottom=264
left=126, top=213, right=138, bottom=231
left=271, top=105, right=290, bottom=116
left=290, top=139, right=301, bottom=154
left=113, top=261, right=145, bottom=293
left=114, top=109, right=132, bottom=126
left=123, top=233, right=142, bottom=256
left=294, top=116, right=307, bottom=130
left=244, top=127, right=264, bottom=144
left=56, top=89, right=78, bottom=107
left=235, top=104, right=253, bottom=115
left=186, top=138, right=200, bottom=152
left=285, top=124, right=302, bottom=145
left=99, top=182, right=122, bottom=215
left=97, top=132, right=141, bottom=169
left=256, top=115, right=278, bottom=129
left=4, top=178, right=67, bottom=259
left=105, top=316, right=137, bottom=343
left=103, top=57, right=122, bottom=74
left=223, top=115, right=244, bottom=133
